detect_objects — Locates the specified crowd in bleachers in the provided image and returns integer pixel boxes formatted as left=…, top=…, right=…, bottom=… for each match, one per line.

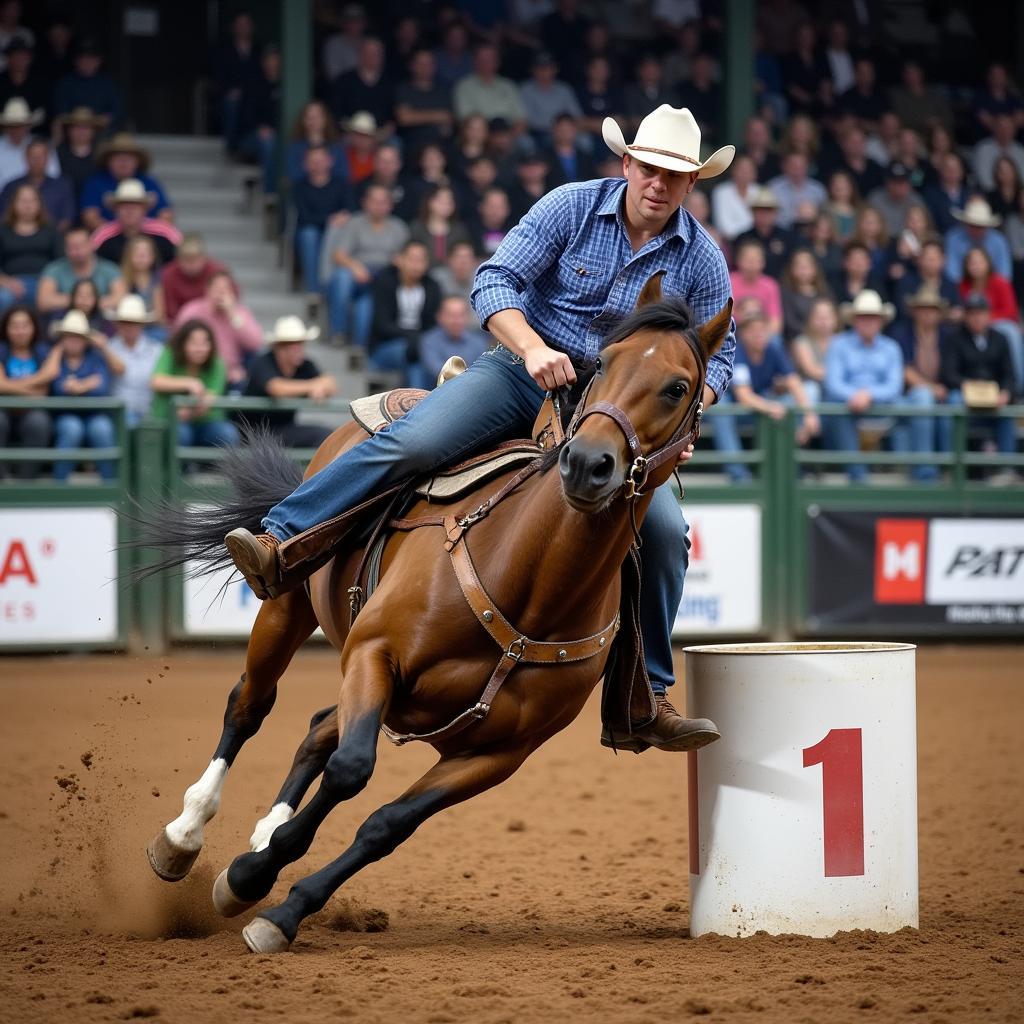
left=1, top=1, right=1023, bottom=484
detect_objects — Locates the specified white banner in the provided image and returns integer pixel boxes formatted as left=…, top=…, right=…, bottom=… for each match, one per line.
left=673, top=503, right=762, bottom=636
left=183, top=563, right=262, bottom=636
left=925, top=518, right=1024, bottom=605
left=0, top=508, right=118, bottom=645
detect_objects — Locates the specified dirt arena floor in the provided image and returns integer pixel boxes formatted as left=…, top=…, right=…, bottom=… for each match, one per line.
left=0, top=644, right=1020, bottom=1024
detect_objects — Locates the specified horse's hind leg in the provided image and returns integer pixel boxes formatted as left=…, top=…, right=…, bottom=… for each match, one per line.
left=242, top=742, right=533, bottom=952
left=147, top=588, right=319, bottom=882
left=212, top=643, right=392, bottom=917
left=248, top=705, right=339, bottom=852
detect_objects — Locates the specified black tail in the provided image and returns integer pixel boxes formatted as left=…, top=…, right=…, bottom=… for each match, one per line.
left=123, top=425, right=305, bottom=581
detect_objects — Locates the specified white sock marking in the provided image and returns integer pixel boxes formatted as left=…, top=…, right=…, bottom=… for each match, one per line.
left=164, top=758, right=229, bottom=852
left=249, top=802, right=294, bottom=852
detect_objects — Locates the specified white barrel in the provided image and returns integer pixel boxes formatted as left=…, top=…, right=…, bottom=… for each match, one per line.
left=684, top=642, right=918, bottom=938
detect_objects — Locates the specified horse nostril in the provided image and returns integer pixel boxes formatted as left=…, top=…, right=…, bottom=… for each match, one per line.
left=558, top=444, right=576, bottom=478
left=590, top=452, right=615, bottom=486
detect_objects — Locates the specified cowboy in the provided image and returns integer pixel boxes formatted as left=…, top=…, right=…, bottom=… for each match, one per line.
left=224, top=104, right=737, bottom=752
left=733, top=186, right=792, bottom=278
left=106, top=293, right=162, bottom=428
left=79, top=132, right=173, bottom=229
left=90, top=178, right=182, bottom=265
left=55, top=106, right=103, bottom=204
left=823, top=288, right=904, bottom=482
left=0, top=96, right=55, bottom=190
left=944, top=197, right=1013, bottom=284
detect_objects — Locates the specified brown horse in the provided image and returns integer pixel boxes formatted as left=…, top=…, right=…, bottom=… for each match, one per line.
left=144, top=278, right=730, bottom=954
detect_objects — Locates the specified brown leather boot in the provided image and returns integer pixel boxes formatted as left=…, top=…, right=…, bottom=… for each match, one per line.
left=601, top=695, right=720, bottom=753
left=224, top=529, right=281, bottom=600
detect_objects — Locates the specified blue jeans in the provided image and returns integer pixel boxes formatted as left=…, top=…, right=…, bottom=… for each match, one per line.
left=326, top=267, right=374, bottom=345
left=710, top=393, right=754, bottom=483
left=889, top=385, right=945, bottom=481
left=177, top=419, right=240, bottom=447
left=992, top=320, right=1024, bottom=396
left=53, top=412, right=116, bottom=481
left=263, top=346, right=689, bottom=692
left=821, top=410, right=868, bottom=482
left=295, top=225, right=324, bottom=294
left=238, top=128, right=278, bottom=194
left=369, top=337, right=431, bottom=390
left=0, top=274, right=38, bottom=311
left=947, top=389, right=1017, bottom=455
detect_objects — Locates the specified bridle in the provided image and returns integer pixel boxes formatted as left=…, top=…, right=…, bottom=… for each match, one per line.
left=563, top=329, right=708, bottom=501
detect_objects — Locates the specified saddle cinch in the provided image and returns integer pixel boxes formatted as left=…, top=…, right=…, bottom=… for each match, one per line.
left=280, top=364, right=657, bottom=745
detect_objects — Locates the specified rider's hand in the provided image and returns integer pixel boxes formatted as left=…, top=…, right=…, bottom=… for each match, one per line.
left=524, top=344, right=576, bottom=391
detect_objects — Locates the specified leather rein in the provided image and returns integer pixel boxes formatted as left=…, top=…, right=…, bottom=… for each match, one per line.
left=381, top=332, right=708, bottom=747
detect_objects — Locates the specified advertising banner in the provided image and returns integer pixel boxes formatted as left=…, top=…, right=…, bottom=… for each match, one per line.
left=0, top=508, right=119, bottom=645
left=183, top=563, right=262, bottom=636
left=673, top=503, right=762, bottom=636
left=808, top=510, right=1024, bottom=629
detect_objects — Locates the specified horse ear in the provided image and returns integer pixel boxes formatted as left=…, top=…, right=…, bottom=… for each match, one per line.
left=697, top=299, right=733, bottom=360
left=636, top=271, right=666, bottom=308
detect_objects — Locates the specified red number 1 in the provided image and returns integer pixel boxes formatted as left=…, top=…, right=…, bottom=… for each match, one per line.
left=802, top=728, right=864, bottom=877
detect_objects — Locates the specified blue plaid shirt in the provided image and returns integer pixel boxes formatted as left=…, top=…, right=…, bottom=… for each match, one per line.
left=471, top=177, right=736, bottom=398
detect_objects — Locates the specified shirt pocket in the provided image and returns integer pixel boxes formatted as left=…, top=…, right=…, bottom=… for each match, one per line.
left=555, top=252, right=614, bottom=308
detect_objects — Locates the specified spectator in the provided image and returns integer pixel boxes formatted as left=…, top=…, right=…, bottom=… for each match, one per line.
left=0, top=96, right=53, bottom=190
left=888, top=61, right=953, bottom=137
left=543, top=114, right=596, bottom=186
left=51, top=38, right=122, bottom=130
left=242, top=315, right=336, bottom=448
left=151, top=318, right=240, bottom=449
left=623, top=54, right=676, bottom=131
left=781, top=248, right=832, bottom=342
left=712, top=307, right=820, bottom=482
left=1006, top=188, right=1024, bottom=306
left=286, top=100, right=347, bottom=184
left=973, top=113, right=1024, bottom=194
left=923, top=153, right=971, bottom=235
left=987, top=155, right=1023, bottom=220
left=355, top=144, right=412, bottom=217
left=91, top=179, right=181, bottom=266
left=892, top=128, right=932, bottom=192
left=519, top=51, right=581, bottom=142
left=866, top=110, right=902, bottom=168
left=484, top=117, right=518, bottom=169
left=823, top=289, right=904, bottom=482
left=710, top=152, right=757, bottom=242
left=0, top=138, right=73, bottom=230
left=866, top=162, right=923, bottom=237
left=49, top=309, right=116, bottom=482
left=292, top=145, right=352, bottom=298
left=577, top=56, right=624, bottom=141
left=235, top=44, right=281, bottom=196
left=449, top=113, right=489, bottom=169
left=0, top=182, right=59, bottom=310
left=742, top=115, right=780, bottom=183
left=975, top=63, right=1024, bottom=141
left=925, top=123, right=956, bottom=176
left=884, top=203, right=937, bottom=294
left=824, top=124, right=883, bottom=198
left=782, top=22, right=829, bottom=119
left=768, top=152, right=827, bottom=229
left=505, top=152, right=551, bottom=222
left=941, top=295, right=1018, bottom=480
left=322, top=3, right=367, bottom=82
left=729, top=238, right=783, bottom=338
left=174, top=270, right=263, bottom=386
left=823, top=170, right=860, bottom=241
left=395, top=48, right=454, bottom=152
left=339, top=111, right=380, bottom=187
left=734, top=186, right=791, bottom=277
left=368, top=239, right=441, bottom=387
left=791, top=296, right=840, bottom=403
left=431, top=241, right=481, bottom=312
left=892, top=238, right=961, bottom=327
left=161, top=234, right=230, bottom=322
left=959, top=245, right=1023, bottom=392
left=213, top=10, right=260, bottom=154
left=807, top=212, right=843, bottom=282
left=54, top=106, right=102, bottom=206
left=433, top=21, right=473, bottom=88
left=418, top=296, right=490, bottom=386
left=851, top=204, right=889, bottom=275
left=945, top=197, right=1013, bottom=283
left=824, top=19, right=855, bottom=98
left=0, top=304, right=52, bottom=479
left=471, top=186, right=513, bottom=257
left=120, top=235, right=166, bottom=328
left=889, top=286, right=953, bottom=480
left=329, top=37, right=394, bottom=134
left=107, top=294, right=161, bottom=428
left=453, top=44, right=527, bottom=132
left=660, top=19, right=707, bottom=91
left=830, top=239, right=885, bottom=306
left=408, top=185, right=472, bottom=267
left=838, top=57, right=887, bottom=130
left=322, top=182, right=410, bottom=348
left=67, top=278, right=113, bottom=338
left=80, top=133, right=172, bottom=229
left=0, top=38, right=46, bottom=124
left=37, top=225, right=123, bottom=316
left=401, top=143, right=451, bottom=213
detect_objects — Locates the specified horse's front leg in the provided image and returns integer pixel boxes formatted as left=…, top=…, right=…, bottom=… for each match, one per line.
left=147, top=589, right=318, bottom=881
left=212, top=644, right=392, bottom=917
left=242, top=741, right=534, bottom=953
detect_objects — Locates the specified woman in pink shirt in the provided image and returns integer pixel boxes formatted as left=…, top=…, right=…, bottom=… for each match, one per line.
left=173, top=270, right=263, bottom=385
left=729, top=238, right=783, bottom=338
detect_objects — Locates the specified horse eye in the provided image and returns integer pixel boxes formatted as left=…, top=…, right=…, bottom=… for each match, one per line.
left=664, top=381, right=688, bottom=401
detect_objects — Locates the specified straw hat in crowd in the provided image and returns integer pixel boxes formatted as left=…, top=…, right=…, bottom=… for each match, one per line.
left=55, top=310, right=93, bottom=339
left=747, top=186, right=780, bottom=209
left=602, top=103, right=735, bottom=179
left=343, top=111, right=378, bottom=137
left=0, top=96, right=43, bottom=128
left=266, top=315, right=319, bottom=345
left=905, top=286, right=949, bottom=312
left=840, top=289, right=896, bottom=324
left=112, top=294, right=155, bottom=324
left=103, top=177, right=157, bottom=210
left=57, top=106, right=106, bottom=129
left=95, top=131, right=152, bottom=172
left=952, top=197, right=1002, bottom=228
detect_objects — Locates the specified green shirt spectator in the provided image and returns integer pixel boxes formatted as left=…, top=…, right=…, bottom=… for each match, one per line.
left=150, top=318, right=230, bottom=424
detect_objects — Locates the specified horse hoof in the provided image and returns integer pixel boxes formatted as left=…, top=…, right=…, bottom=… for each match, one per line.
left=242, top=917, right=292, bottom=954
left=212, top=867, right=257, bottom=918
left=147, top=829, right=200, bottom=882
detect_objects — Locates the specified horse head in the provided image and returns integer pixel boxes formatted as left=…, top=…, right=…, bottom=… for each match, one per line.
left=559, top=271, right=732, bottom=513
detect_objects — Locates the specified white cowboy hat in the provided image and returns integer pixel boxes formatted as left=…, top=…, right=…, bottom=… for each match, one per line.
left=840, top=289, right=895, bottom=324
left=56, top=309, right=93, bottom=339
left=112, top=294, right=155, bottom=324
left=266, top=315, right=320, bottom=344
left=952, top=197, right=1002, bottom=228
left=602, top=104, right=735, bottom=179
left=343, top=111, right=378, bottom=136
left=747, top=185, right=780, bottom=209
left=0, top=96, right=43, bottom=127
left=103, top=177, right=157, bottom=210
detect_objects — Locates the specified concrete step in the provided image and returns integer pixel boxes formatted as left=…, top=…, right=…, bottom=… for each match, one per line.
left=139, top=133, right=224, bottom=158
left=164, top=186, right=248, bottom=212
left=231, top=263, right=297, bottom=290
left=174, top=210, right=268, bottom=236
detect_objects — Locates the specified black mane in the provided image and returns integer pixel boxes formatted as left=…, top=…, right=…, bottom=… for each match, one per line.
left=603, top=297, right=698, bottom=349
